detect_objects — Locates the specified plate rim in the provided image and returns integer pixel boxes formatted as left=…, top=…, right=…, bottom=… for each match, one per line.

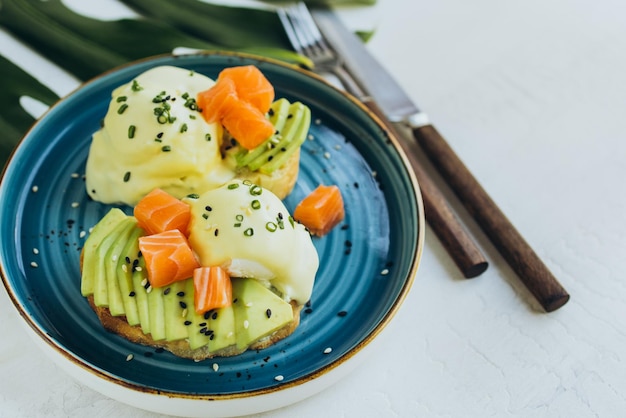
left=0, top=50, right=425, bottom=401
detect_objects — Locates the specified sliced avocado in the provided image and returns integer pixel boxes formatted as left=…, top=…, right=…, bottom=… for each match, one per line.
left=82, top=208, right=127, bottom=296
left=207, top=305, right=236, bottom=353
left=147, top=283, right=166, bottom=341
left=132, top=268, right=151, bottom=335
left=163, top=280, right=189, bottom=342
left=105, top=219, right=136, bottom=317
left=231, top=278, right=294, bottom=350
left=183, top=278, right=212, bottom=350
left=115, top=225, right=144, bottom=326
left=93, top=217, right=133, bottom=307
left=258, top=103, right=310, bottom=174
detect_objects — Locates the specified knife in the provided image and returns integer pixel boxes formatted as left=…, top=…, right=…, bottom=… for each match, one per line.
left=311, top=8, right=569, bottom=312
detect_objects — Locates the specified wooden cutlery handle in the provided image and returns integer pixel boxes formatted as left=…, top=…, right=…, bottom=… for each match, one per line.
left=413, top=124, right=570, bottom=311
left=364, top=99, right=488, bottom=278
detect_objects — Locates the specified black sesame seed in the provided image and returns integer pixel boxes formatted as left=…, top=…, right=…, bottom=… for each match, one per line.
left=266, top=308, right=272, bottom=318
left=340, top=224, right=349, bottom=230
left=164, top=287, right=171, bottom=295
left=184, top=320, right=192, bottom=326
left=155, top=347, right=164, bottom=353
left=129, top=291, right=136, bottom=297
left=204, top=311, right=211, bottom=320
left=143, top=352, right=153, bottom=357
left=345, top=240, right=352, bottom=247
left=198, top=322, right=207, bottom=327
left=304, top=308, right=313, bottom=314
left=212, top=311, right=218, bottom=320
left=125, top=256, right=131, bottom=264
left=177, top=291, right=185, bottom=297
left=214, top=228, right=219, bottom=237
left=337, top=310, right=348, bottom=317
left=199, top=327, right=208, bottom=334
left=205, top=205, right=212, bottom=211
left=179, top=301, right=187, bottom=309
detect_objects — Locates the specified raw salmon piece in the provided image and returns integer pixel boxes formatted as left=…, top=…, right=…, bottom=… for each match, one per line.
left=221, top=100, right=275, bottom=150
left=134, top=188, right=191, bottom=236
left=218, top=65, right=275, bottom=114
left=293, top=185, right=345, bottom=236
left=197, top=77, right=239, bottom=123
left=193, top=266, right=233, bottom=314
left=138, top=230, right=200, bottom=288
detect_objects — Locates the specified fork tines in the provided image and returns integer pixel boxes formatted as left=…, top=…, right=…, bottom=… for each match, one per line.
left=277, top=2, right=334, bottom=63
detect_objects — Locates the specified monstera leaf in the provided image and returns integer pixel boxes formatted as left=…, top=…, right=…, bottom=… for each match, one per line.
left=0, top=55, right=58, bottom=165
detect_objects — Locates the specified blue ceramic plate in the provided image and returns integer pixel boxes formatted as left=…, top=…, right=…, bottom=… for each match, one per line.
left=0, top=52, right=423, bottom=416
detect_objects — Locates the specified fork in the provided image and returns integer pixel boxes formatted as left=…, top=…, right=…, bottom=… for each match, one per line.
left=278, top=2, right=489, bottom=278
left=277, top=3, right=365, bottom=97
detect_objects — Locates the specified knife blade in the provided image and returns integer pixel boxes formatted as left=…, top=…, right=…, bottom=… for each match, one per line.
left=311, top=8, right=569, bottom=312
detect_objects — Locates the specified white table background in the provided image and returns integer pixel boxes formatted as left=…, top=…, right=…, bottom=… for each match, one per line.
left=2, top=0, right=626, bottom=417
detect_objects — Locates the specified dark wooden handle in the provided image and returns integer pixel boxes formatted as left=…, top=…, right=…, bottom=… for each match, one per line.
left=364, top=99, right=488, bottom=278
left=413, top=124, right=570, bottom=311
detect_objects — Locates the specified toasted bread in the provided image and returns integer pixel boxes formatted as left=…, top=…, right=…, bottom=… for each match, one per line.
left=87, top=295, right=301, bottom=361
left=81, top=250, right=303, bottom=361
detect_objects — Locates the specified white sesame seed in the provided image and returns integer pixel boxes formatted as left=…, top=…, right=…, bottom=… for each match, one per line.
left=32, top=248, right=39, bottom=255
left=274, top=375, right=284, bottom=382
left=323, top=152, right=331, bottom=159
left=212, top=363, right=219, bottom=372
left=122, top=264, right=128, bottom=273
left=381, top=268, right=389, bottom=276
left=323, top=347, right=333, bottom=354
left=181, top=308, right=188, bottom=318
left=227, top=331, right=234, bottom=338
left=30, top=261, right=38, bottom=268
left=135, top=266, right=142, bottom=271
left=334, top=144, right=341, bottom=150
left=243, top=320, right=249, bottom=329
left=31, top=185, right=38, bottom=193
left=146, top=286, right=153, bottom=294
left=111, top=254, right=118, bottom=262
left=245, top=302, right=253, bottom=307
left=71, top=173, right=80, bottom=178
left=71, top=202, right=79, bottom=208
left=79, top=231, right=87, bottom=239
left=315, top=118, right=321, bottom=125
left=307, top=134, right=314, bottom=140
left=89, top=227, right=94, bottom=233
left=141, top=278, right=148, bottom=287
left=126, top=354, right=134, bottom=362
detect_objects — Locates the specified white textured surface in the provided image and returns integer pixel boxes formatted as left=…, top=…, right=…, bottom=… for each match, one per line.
left=2, top=0, right=626, bottom=417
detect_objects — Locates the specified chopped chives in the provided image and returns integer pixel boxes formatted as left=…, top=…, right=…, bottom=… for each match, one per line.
left=116, top=96, right=127, bottom=102
left=162, top=145, right=171, bottom=152
left=244, top=228, right=254, bottom=237
left=251, top=199, right=261, bottom=210
left=117, top=103, right=128, bottom=114
left=180, top=123, right=188, bottom=133
left=128, top=125, right=136, bottom=138
left=123, top=171, right=131, bottom=182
